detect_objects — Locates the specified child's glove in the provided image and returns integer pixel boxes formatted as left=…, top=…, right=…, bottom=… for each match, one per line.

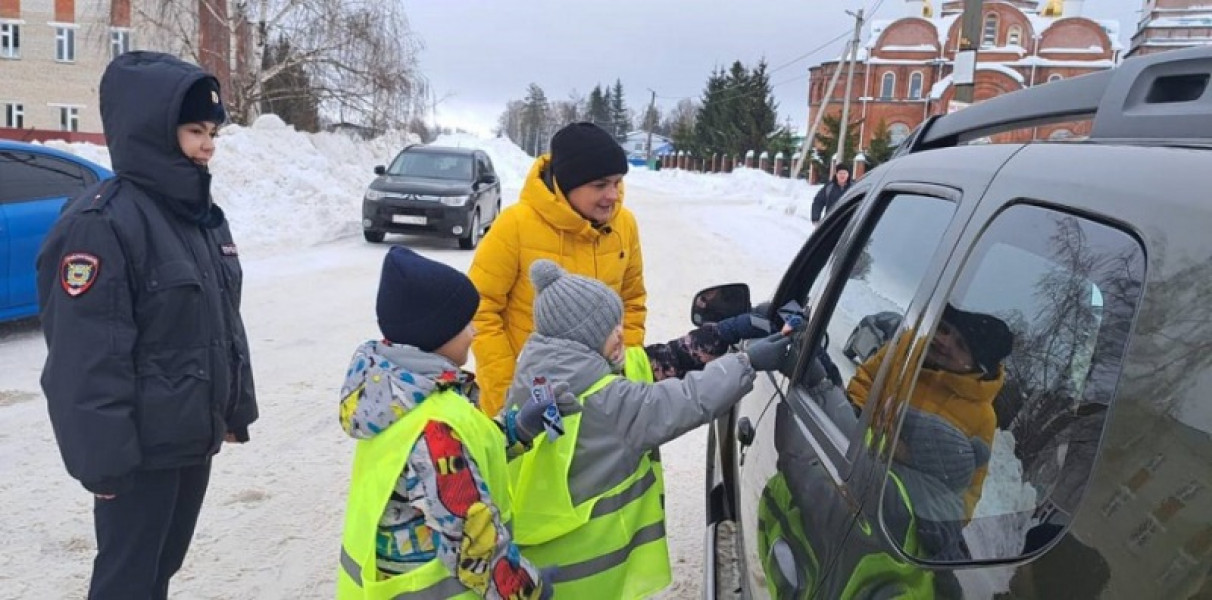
left=744, top=333, right=794, bottom=371
left=515, top=381, right=572, bottom=445
left=714, top=312, right=773, bottom=345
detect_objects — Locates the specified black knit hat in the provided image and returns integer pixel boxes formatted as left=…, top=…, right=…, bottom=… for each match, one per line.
left=376, top=246, right=480, bottom=352
left=550, top=122, right=629, bottom=195
left=942, top=304, right=1014, bottom=375
left=178, top=77, right=227, bottom=125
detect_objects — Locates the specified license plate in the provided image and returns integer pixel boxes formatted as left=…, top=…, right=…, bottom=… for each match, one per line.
left=392, top=214, right=427, bottom=225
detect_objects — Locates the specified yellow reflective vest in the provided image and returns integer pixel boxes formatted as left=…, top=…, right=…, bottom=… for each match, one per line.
left=510, top=347, right=672, bottom=599
left=337, top=389, right=511, bottom=599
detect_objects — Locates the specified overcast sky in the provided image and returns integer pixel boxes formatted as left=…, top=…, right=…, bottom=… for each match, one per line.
left=401, top=0, right=1143, bottom=136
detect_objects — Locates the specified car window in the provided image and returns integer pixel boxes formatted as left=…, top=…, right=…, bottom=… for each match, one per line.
left=477, top=154, right=493, bottom=178
left=388, top=151, right=474, bottom=181
left=883, top=204, right=1145, bottom=565
left=0, top=150, right=90, bottom=204
left=790, top=192, right=958, bottom=455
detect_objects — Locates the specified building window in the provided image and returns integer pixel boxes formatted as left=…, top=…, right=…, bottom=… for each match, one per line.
left=1102, top=486, right=1132, bottom=517
left=1158, top=553, right=1199, bottom=585
left=909, top=72, right=924, bottom=99
left=55, top=27, right=75, bottom=62
left=880, top=72, right=896, bottom=99
left=1177, top=481, right=1204, bottom=502
left=1008, top=25, right=1023, bottom=46
left=983, top=13, right=999, bottom=47
left=3, top=103, right=22, bottom=128
left=110, top=29, right=130, bottom=59
left=1129, top=517, right=1161, bottom=550
left=0, top=23, right=19, bottom=58
left=888, top=122, right=911, bottom=146
left=57, top=106, right=79, bottom=132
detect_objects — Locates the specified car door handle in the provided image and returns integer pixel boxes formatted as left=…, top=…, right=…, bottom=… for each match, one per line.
left=737, top=417, right=756, bottom=447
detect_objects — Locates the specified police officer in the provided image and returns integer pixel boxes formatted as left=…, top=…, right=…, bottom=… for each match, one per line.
left=36, top=52, right=257, bottom=600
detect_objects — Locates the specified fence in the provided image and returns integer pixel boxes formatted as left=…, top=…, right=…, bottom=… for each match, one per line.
left=657, top=149, right=868, bottom=183
left=0, top=128, right=107, bottom=145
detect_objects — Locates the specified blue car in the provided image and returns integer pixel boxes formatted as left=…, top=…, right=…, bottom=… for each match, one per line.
left=0, top=141, right=113, bottom=322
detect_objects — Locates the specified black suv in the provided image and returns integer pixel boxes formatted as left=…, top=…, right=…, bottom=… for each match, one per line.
left=698, top=46, right=1212, bottom=599
left=362, top=145, right=501, bottom=249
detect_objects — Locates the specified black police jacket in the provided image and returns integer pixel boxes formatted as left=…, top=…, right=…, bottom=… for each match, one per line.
left=36, top=52, right=257, bottom=495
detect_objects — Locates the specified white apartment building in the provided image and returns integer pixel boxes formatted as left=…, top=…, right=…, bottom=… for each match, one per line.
left=0, top=0, right=139, bottom=134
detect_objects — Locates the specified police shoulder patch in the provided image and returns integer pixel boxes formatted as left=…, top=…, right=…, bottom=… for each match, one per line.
left=61, top=253, right=101, bottom=297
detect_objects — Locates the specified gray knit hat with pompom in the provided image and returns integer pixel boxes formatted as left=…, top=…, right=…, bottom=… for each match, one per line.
left=530, top=259, right=624, bottom=353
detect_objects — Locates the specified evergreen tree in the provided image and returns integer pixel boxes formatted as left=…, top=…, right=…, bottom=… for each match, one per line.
left=685, top=60, right=780, bottom=158
left=641, top=103, right=661, bottom=134
left=767, top=127, right=797, bottom=174
left=260, top=36, right=321, bottom=132
left=587, top=85, right=610, bottom=127
left=738, top=60, right=778, bottom=157
left=866, top=119, right=895, bottom=169
left=521, top=83, right=550, bottom=156
left=610, top=79, right=630, bottom=140
left=811, top=113, right=861, bottom=178
left=691, top=68, right=731, bottom=156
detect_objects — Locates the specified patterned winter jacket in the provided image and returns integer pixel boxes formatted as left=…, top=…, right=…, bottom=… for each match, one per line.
left=339, top=341, right=542, bottom=598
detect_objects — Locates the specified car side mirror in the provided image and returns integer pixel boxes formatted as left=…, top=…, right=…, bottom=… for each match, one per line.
left=691, top=283, right=751, bottom=326
left=374, top=165, right=386, bottom=176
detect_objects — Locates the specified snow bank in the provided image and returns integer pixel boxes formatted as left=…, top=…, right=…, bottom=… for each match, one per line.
left=41, top=115, right=417, bottom=255
left=627, top=166, right=822, bottom=223
left=40, top=123, right=822, bottom=254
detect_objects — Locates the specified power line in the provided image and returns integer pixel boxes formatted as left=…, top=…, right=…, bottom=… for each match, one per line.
left=656, top=28, right=852, bottom=102
left=766, top=29, right=853, bottom=75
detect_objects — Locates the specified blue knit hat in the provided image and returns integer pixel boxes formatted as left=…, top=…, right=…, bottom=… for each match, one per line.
left=376, top=246, right=479, bottom=351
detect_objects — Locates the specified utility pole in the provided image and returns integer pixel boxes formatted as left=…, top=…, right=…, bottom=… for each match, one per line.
left=953, top=0, right=984, bottom=105
left=644, top=88, right=657, bottom=163
left=835, top=8, right=864, bottom=179
left=789, top=9, right=863, bottom=181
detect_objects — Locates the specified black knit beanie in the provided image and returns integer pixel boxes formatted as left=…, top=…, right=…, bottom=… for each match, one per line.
left=549, top=122, right=629, bottom=195
left=942, top=304, right=1014, bottom=375
left=178, top=77, right=227, bottom=125
left=376, top=246, right=480, bottom=352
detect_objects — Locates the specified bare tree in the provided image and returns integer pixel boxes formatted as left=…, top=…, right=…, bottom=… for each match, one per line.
left=134, top=0, right=428, bottom=129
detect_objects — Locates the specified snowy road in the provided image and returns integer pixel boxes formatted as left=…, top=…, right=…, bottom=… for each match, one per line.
left=0, top=183, right=813, bottom=599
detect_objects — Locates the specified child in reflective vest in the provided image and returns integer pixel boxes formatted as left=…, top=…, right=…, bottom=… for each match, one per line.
left=502, top=259, right=790, bottom=599
left=336, top=246, right=566, bottom=600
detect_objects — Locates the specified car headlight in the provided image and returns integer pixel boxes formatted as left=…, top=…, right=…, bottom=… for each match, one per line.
left=440, top=195, right=471, bottom=207
left=365, top=189, right=389, bottom=201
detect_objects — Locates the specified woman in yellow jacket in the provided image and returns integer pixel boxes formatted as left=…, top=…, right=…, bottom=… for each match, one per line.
left=469, top=122, right=646, bottom=417
left=847, top=304, right=1014, bottom=516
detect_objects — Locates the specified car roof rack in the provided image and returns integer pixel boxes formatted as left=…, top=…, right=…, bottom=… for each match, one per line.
left=894, top=45, right=1212, bottom=156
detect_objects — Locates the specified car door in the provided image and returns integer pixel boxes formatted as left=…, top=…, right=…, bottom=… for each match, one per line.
left=0, top=150, right=94, bottom=316
left=477, top=153, right=500, bottom=219
left=735, top=145, right=1019, bottom=599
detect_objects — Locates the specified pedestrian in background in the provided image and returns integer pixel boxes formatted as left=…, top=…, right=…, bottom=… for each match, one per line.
left=811, top=164, right=854, bottom=226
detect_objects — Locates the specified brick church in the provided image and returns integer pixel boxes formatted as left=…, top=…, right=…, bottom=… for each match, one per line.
left=806, top=0, right=1122, bottom=156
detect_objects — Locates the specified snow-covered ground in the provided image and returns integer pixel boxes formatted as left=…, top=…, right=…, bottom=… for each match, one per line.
left=2, top=121, right=1040, bottom=599
left=0, top=122, right=819, bottom=599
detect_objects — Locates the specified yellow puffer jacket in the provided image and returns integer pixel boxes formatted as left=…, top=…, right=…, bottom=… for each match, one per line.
left=468, top=155, right=647, bottom=417
left=848, top=343, right=1003, bottom=516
